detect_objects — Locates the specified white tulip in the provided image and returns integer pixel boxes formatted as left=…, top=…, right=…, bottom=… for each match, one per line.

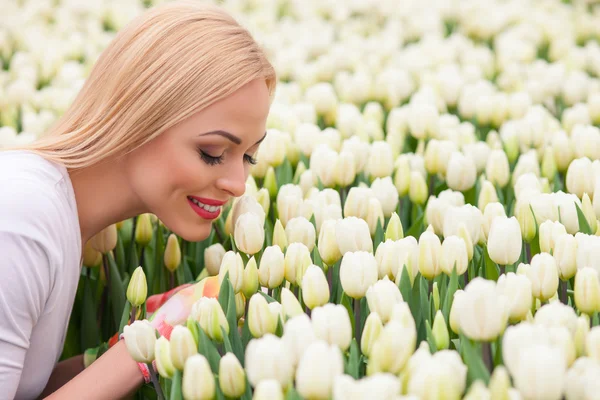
left=182, top=355, right=215, bottom=400
left=123, top=320, right=156, bottom=364
left=311, top=303, right=352, bottom=351
left=512, top=344, right=566, bottom=400
left=283, top=314, right=316, bottom=367
left=283, top=242, right=312, bottom=285
left=365, top=277, right=403, bottom=323
left=539, top=220, right=568, bottom=255
left=443, top=204, right=483, bottom=244
left=446, top=151, right=477, bottom=192
left=285, top=216, right=316, bottom=252
left=370, top=177, right=399, bottom=217
left=301, top=265, right=330, bottom=309
left=204, top=243, right=226, bottom=276
left=339, top=250, right=379, bottom=299
left=482, top=202, right=507, bottom=240
left=575, top=267, right=600, bottom=315
left=253, top=379, right=284, bottom=400
left=366, top=141, right=394, bottom=179
left=368, top=320, right=416, bottom=375
left=496, top=273, right=532, bottom=323
left=485, top=149, right=510, bottom=188
left=245, top=334, right=294, bottom=389
left=554, top=234, right=578, bottom=280
left=295, top=341, right=344, bottom=400
left=528, top=253, right=559, bottom=302
left=418, top=230, right=442, bottom=280
left=258, top=245, right=285, bottom=289
left=487, top=216, right=522, bottom=265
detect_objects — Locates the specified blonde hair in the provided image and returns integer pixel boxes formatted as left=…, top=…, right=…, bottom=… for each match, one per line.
left=17, top=0, right=276, bottom=170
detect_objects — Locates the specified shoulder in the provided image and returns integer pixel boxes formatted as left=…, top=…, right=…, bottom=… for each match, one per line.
left=0, top=151, right=74, bottom=246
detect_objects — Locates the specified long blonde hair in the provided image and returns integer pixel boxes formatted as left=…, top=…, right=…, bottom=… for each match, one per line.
left=17, top=0, right=276, bottom=170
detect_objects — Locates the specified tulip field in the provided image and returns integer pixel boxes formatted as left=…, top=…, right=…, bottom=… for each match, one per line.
left=5, top=0, right=600, bottom=398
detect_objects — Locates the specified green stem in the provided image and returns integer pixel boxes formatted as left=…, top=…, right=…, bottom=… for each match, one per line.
left=148, top=363, right=165, bottom=400
left=354, top=299, right=361, bottom=345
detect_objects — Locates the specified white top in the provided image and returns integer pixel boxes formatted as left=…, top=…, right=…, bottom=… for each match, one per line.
left=0, top=150, right=82, bottom=400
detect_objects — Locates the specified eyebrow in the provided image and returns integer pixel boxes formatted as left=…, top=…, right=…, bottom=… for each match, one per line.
left=200, top=130, right=267, bottom=146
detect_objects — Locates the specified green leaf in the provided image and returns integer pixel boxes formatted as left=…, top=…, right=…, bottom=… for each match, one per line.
left=442, top=267, right=459, bottom=324
left=483, top=245, right=500, bottom=282
left=170, top=369, right=183, bottom=400
left=398, top=265, right=412, bottom=307
left=575, top=201, right=593, bottom=235
left=275, top=315, right=284, bottom=338
left=118, top=302, right=132, bottom=334
left=312, top=245, right=323, bottom=269
left=373, top=218, right=385, bottom=249
left=406, top=213, right=425, bottom=239
left=230, top=234, right=238, bottom=253
left=258, top=291, right=277, bottom=303
left=459, top=335, right=491, bottom=385
left=222, top=326, right=233, bottom=353
left=345, top=339, right=361, bottom=379
left=241, top=316, right=252, bottom=348
left=81, top=275, right=99, bottom=350
left=425, top=320, right=437, bottom=353
left=419, top=275, right=430, bottom=323
left=285, top=387, right=304, bottom=400
left=218, top=272, right=232, bottom=321
left=197, top=325, right=222, bottom=374
left=107, top=253, right=126, bottom=329
left=340, top=292, right=356, bottom=333
left=410, top=273, right=423, bottom=332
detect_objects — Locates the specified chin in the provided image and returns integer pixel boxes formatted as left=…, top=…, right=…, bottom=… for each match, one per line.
left=174, top=222, right=213, bottom=242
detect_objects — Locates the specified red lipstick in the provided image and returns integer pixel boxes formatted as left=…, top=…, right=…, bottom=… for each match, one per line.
left=187, top=196, right=225, bottom=220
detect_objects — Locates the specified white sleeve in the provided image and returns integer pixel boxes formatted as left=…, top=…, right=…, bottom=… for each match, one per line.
left=0, top=231, right=51, bottom=399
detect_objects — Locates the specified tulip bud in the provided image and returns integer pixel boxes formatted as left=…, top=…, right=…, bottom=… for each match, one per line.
left=496, top=273, right=532, bottom=323
left=587, top=327, right=600, bottom=362
left=449, top=290, right=465, bottom=335
left=281, top=287, right=304, bottom=320
left=482, top=202, right=506, bottom=241
left=123, top=320, right=156, bottom=363
left=370, top=177, right=399, bottom=217
left=368, top=320, right=416, bottom=375
left=365, top=276, right=403, bottom=323
left=182, top=354, right=215, bottom=400
left=154, top=336, right=175, bottom=378
left=485, top=150, right=510, bottom=188
left=384, top=212, right=403, bottom=241
left=234, top=212, right=265, bottom=256
left=394, top=156, right=411, bottom=197
left=248, top=293, right=278, bottom=338
left=231, top=195, right=266, bottom=235
left=253, top=380, right=284, bottom=400
left=418, top=230, right=442, bottom=280
left=487, top=216, right=522, bottom=265
left=554, top=234, right=578, bottom=280
left=361, top=312, right=383, bottom=357
left=245, top=334, right=294, bottom=389
left=574, top=315, right=590, bottom=357
left=190, top=297, right=229, bottom=342
left=512, top=344, right=566, bottom=400
left=575, top=267, right=600, bottom=315
left=126, top=266, right=147, bottom=307
left=218, top=251, right=244, bottom=293
left=343, top=187, right=372, bottom=220
left=432, top=311, right=449, bottom=350
left=541, top=146, right=557, bottom=181
left=477, top=180, right=499, bottom=212
left=219, top=353, right=246, bottom=398
left=242, top=257, right=259, bottom=299
left=284, top=242, right=312, bottom=286
left=457, top=223, right=474, bottom=262
left=539, top=220, right=567, bottom=255
left=311, top=304, right=352, bottom=351
left=255, top=188, right=270, bottom=216
left=458, top=278, right=507, bottom=341
left=515, top=201, right=537, bottom=243
left=235, top=293, right=245, bottom=320
left=335, top=217, right=373, bottom=255
left=258, top=246, right=285, bottom=289
left=301, top=265, right=330, bottom=309
left=340, top=251, right=378, bottom=299
left=463, top=381, right=490, bottom=400
left=366, top=141, right=394, bottom=179
left=285, top=216, right=316, bottom=252
left=446, top=151, right=477, bottom=192
left=334, top=150, right=356, bottom=187
left=527, top=253, right=559, bottom=302
left=82, top=241, right=102, bottom=267
left=440, top=235, right=468, bottom=276
left=566, top=157, right=594, bottom=199
left=582, top=193, right=597, bottom=233
left=90, top=224, right=118, bottom=254
left=295, top=340, right=344, bottom=400
left=272, top=219, right=288, bottom=251
left=202, top=243, right=225, bottom=276
left=489, top=366, right=510, bottom=400
left=409, top=171, right=428, bottom=205
left=317, top=219, right=342, bottom=267
left=170, top=326, right=198, bottom=370
left=366, top=197, right=385, bottom=236
left=164, top=234, right=181, bottom=272
left=264, top=167, right=278, bottom=198
left=134, top=214, right=153, bottom=247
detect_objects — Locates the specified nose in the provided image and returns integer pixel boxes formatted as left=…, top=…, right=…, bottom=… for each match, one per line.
left=215, top=160, right=247, bottom=198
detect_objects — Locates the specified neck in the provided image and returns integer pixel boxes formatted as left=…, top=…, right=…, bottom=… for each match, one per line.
left=68, top=158, right=146, bottom=244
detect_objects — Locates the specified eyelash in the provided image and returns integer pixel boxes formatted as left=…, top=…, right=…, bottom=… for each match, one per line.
left=198, top=148, right=257, bottom=166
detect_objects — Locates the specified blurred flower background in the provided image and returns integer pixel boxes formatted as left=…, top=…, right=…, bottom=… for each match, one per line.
left=3, top=0, right=600, bottom=399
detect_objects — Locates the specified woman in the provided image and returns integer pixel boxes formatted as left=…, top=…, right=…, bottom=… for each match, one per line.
left=0, top=1, right=276, bottom=398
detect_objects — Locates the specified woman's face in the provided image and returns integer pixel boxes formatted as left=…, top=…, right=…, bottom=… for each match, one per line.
left=124, top=79, right=271, bottom=241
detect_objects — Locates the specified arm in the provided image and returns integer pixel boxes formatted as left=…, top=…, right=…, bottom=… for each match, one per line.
left=38, top=355, right=85, bottom=398
left=43, top=341, right=143, bottom=399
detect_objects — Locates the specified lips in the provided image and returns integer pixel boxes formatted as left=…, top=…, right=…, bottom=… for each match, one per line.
left=187, top=196, right=225, bottom=220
